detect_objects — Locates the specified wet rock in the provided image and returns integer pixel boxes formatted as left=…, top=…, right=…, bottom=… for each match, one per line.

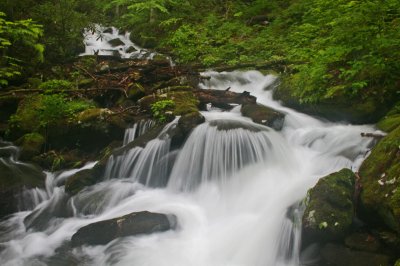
left=71, top=211, right=176, bottom=246
left=359, top=125, right=400, bottom=234
left=178, top=112, right=205, bottom=136
left=241, top=103, right=285, bottom=130
left=108, top=38, right=125, bottom=47
left=376, top=102, right=400, bottom=132
left=65, top=168, right=101, bottom=195
left=125, top=46, right=137, bottom=53
left=273, top=81, right=389, bottom=124
left=320, top=243, right=390, bottom=266
left=344, top=233, right=382, bottom=253
left=15, top=133, right=45, bottom=161
left=0, top=158, right=45, bottom=217
left=302, top=169, right=355, bottom=244
left=103, top=27, right=113, bottom=34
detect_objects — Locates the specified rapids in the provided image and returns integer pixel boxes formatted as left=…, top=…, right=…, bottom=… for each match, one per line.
left=0, top=70, right=379, bottom=266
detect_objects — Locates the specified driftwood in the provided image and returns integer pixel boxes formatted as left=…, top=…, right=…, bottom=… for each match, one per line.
left=194, top=88, right=256, bottom=109
left=360, top=132, right=386, bottom=139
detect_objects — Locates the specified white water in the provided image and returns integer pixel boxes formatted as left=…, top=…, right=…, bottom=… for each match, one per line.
left=0, top=71, right=379, bottom=266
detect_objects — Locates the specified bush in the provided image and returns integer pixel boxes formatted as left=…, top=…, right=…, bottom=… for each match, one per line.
left=151, top=99, right=175, bottom=123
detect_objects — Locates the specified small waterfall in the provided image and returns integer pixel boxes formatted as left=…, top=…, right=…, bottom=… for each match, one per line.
left=104, top=119, right=176, bottom=187
left=168, top=119, right=291, bottom=191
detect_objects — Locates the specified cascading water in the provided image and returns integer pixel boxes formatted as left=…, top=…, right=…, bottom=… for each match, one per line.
left=0, top=70, right=379, bottom=266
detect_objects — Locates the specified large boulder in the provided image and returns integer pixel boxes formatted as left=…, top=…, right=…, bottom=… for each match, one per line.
left=273, top=81, right=390, bottom=124
left=241, top=103, right=285, bottom=130
left=15, top=132, right=45, bottom=161
left=319, top=243, right=390, bottom=266
left=302, top=169, right=355, bottom=244
left=0, top=148, right=45, bottom=217
left=71, top=211, right=176, bottom=246
left=359, top=125, right=400, bottom=235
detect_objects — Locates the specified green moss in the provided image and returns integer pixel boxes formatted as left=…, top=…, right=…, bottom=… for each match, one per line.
left=395, top=259, right=400, bottom=266
left=16, top=132, right=45, bottom=160
left=169, top=91, right=199, bottom=116
left=303, top=168, right=355, bottom=240
left=39, top=79, right=74, bottom=92
left=377, top=103, right=400, bottom=132
left=359, top=126, right=400, bottom=233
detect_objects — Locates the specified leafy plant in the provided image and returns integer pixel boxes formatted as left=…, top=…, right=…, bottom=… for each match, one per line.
left=39, top=79, right=74, bottom=92
left=151, top=99, right=175, bottom=123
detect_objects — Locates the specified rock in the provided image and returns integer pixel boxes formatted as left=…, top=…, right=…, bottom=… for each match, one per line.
left=108, top=38, right=125, bottom=47
left=15, top=133, right=45, bottom=161
left=65, top=168, right=99, bottom=195
left=71, top=211, right=176, bottom=246
left=273, top=81, right=390, bottom=124
left=320, top=243, right=390, bottom=266
left=377, top=102, right=400, bottom=132
left=344, top=233, right=381, bottom=253
left=125, top=46, right=137, bottom=53
left=0, top=95, right=19, bottom=123
left=103, top=27, right=113, bottom=34
left=302, top=169, right=355, bottom=244
left=0, top=156, right=45, bottom=217
left=359, top=125, right=400, bottom=234
left=241, top=103, right=285, bottom=130
left=178, top=112, right=205, bottom=136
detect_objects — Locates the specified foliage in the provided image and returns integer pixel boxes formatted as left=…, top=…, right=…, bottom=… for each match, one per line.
left=8, top=94, right=95, bottom=135
left=151, top=99, right=175, bottom=122
left=39, top=79, right=74, bottom=92
left=0, top=12, right=43, bottom=87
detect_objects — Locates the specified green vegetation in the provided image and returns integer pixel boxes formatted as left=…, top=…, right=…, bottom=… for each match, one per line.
left=39, top=79, right=74, bottom=92
left=0, top=12, right=43, bottom=87
left=151, top=99, right=175, bottom=123
left=7, top=93, right=94, bottom=137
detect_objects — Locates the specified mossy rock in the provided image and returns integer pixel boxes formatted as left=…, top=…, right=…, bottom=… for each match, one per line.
left=169, top=91, right=199, bottom=116
left=108, top=38, right=125, bottom=47
left=395, top=259, right=400, bottom=266
left=0, top=158, right=45, bottom=217
left=15, top=133, right=45, bottom=161
left=377, top=102, right=400, bottom=133
left=241, top=103, right=285, bottom=130
left=6, top=94, right=44, bottom=139
left=273, top=79, right=389, bottom=124
left=302, top=168, right=355, bottom=244
left=359, top=125, right=400, bottom=234
left=65, top=163, right=104, bottom=195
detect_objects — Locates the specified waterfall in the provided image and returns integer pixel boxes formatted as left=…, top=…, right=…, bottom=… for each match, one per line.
left=0, top=70, right=378, bottom=266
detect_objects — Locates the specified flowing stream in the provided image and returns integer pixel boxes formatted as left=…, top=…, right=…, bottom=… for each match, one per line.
left=0, top=70, right=379, bottom=265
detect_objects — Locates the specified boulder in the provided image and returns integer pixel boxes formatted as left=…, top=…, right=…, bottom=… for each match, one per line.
left=302, top=169, right=355, bottom=244
left=376, top=102, right=400, bottom=133
left=319, top=243, right=390, bottom=266
left=241, top=103, right=285, bottom=130
left=178, top=112, right=205, bottom=136
left=359, top=125, right=400, bottom=234
left=125, top=46, right=137, bottom=53
left=273, top=81, right=390, bottom=124
left=0, top=156, right=45, bottom=217
left=344, top=233, right=381, bottom=253
left=71, top=211, right=176, bottom=246
left=108, top=38, right=125, bottom=47
left=15, top=133, right=45, bottom=161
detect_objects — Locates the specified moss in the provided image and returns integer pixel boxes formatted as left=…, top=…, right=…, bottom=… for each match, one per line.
left=359, top=126, right=400, bottom=233
left=168, top=91, right=199, bottom=115
left=302, top=168, right=355, bottom=242
left=75, top=108, right=111, bottom=123
left=16, top=133, right=45, bottom=161
left=395, top=259, right=400, bottom=266
left=377, top=103, right=400, bottom=132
